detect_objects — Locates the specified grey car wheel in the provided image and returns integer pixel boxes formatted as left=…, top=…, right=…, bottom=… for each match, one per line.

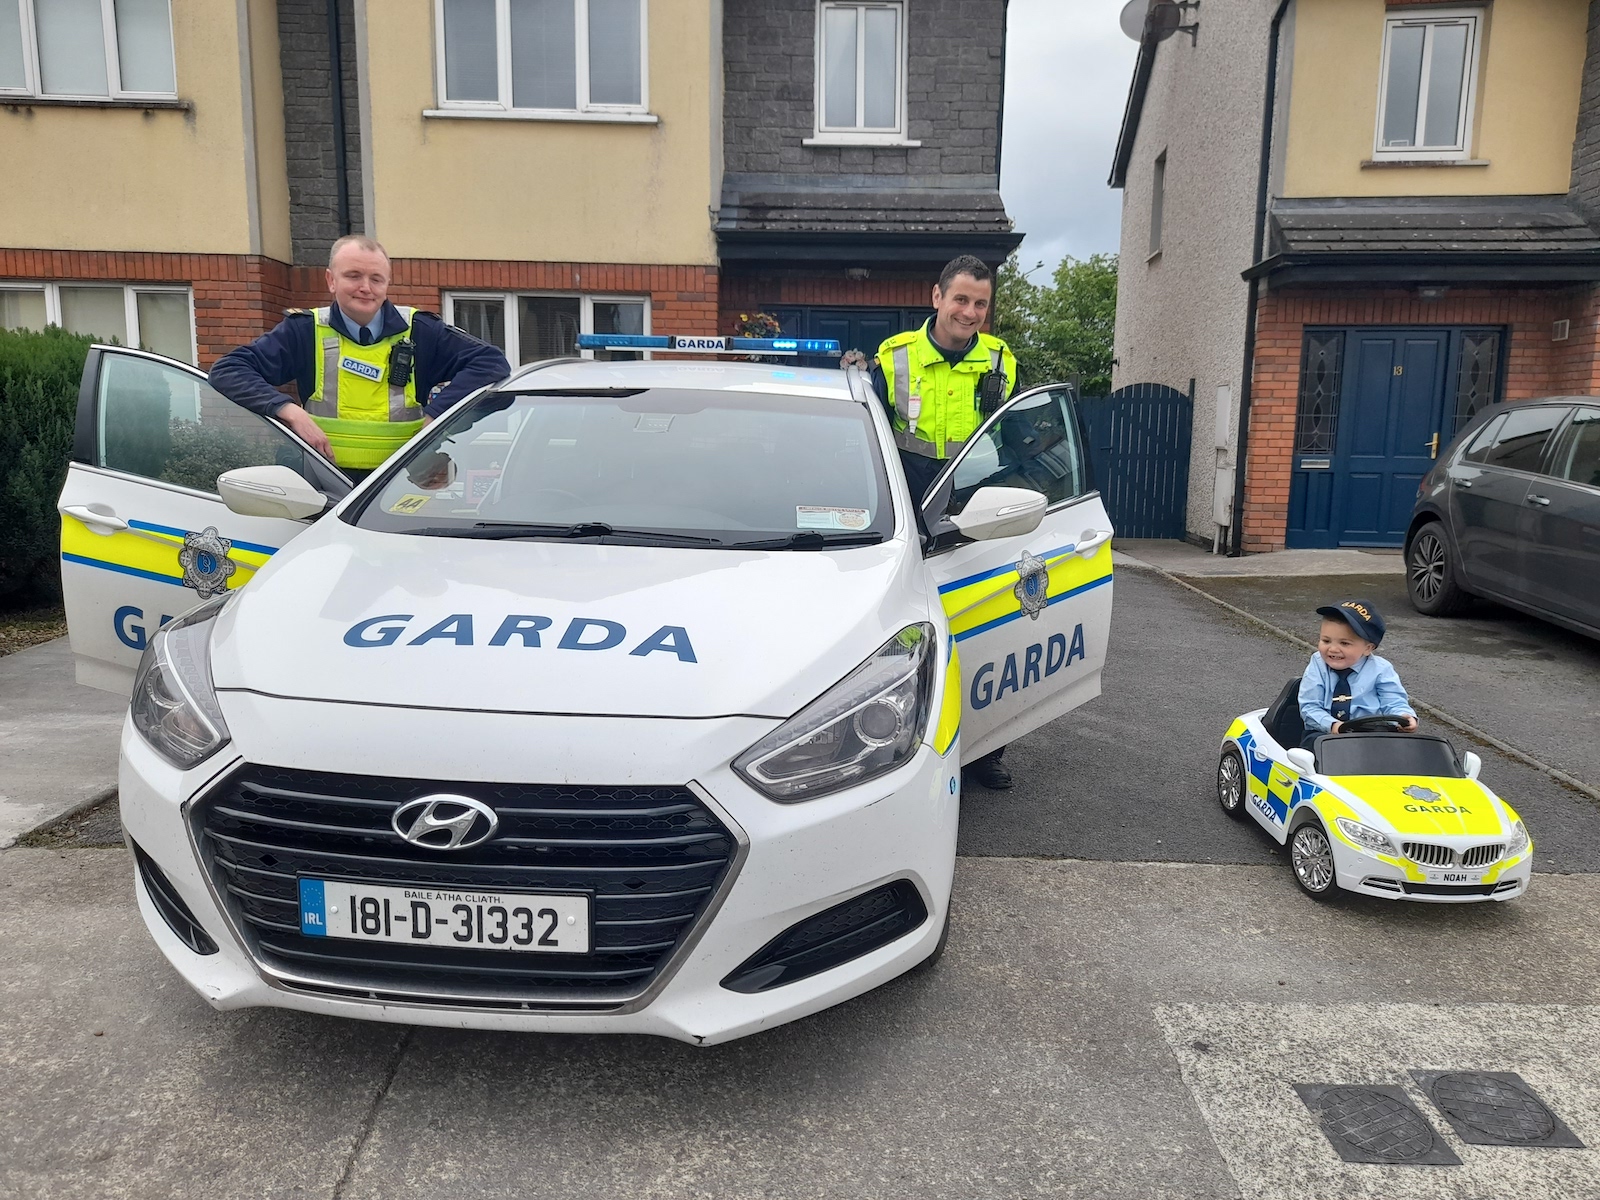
left=1407, top=523, right=1470, bottom=617
left=1217, top=748, right=1247, bottom=821
left=1290, top=819, right=1339, bottom=901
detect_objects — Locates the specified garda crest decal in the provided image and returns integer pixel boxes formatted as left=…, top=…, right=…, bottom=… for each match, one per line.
left=179, top=527, right=237, bottom=598
left=1403, top=784, right=1443, bottom=804
left=1014, top=550, right=1049, bottom=620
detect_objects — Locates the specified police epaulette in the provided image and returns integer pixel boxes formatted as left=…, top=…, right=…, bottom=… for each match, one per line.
left=284, top=307, right=313, bottom=317
left=880, top=329, right=921, bottom=349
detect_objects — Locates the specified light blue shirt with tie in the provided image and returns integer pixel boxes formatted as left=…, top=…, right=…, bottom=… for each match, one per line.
left=1298, top=652, right=1415, bottom=733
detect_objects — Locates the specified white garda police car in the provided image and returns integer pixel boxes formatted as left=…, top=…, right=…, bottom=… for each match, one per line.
left=56, top=336, right=1113, bottom=1044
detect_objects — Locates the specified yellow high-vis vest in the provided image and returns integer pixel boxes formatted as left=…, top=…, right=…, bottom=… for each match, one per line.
left=303, top=306, right=423, bottom=470
left=877, top=323, right=1018, bottom=460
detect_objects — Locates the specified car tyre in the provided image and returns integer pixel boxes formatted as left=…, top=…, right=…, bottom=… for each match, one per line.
left=1289, top=816, right=1340, bottom=902
left=1217, top=747, right=1248, bottom=821
left=1406, top=522, right=1470, bottom=617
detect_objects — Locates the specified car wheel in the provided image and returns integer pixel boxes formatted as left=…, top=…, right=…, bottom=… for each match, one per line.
left=1217, top=747, right=1248, bottom=821
left=1289, top=817, right=1340, bottom=901
left=1407, top=522, right=1470, bottom=617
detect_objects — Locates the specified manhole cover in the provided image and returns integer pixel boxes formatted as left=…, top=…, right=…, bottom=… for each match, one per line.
left=1410, top=1070, right=1585, bottom=1149
left=1293, top=1084, right=1461, bottom=1166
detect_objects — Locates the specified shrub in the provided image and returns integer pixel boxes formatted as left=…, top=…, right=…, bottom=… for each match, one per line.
left=0, top=327, right=95, bottom=607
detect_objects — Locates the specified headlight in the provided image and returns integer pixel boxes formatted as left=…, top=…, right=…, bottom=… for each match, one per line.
left=733, top=624, right=936, bottom=802
left=1505, top=820, right=1530, bottom=858
left=1335, top=816, right=1396, bottom=856
left=130, top=595, right=232, bottom=769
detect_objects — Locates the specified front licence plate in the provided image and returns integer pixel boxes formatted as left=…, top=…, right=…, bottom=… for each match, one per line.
left=1426, top=870, right=1485, bottom=885
left=298, top=879, right=591, bottom=954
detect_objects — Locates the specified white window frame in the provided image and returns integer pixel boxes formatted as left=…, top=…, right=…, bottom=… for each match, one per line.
left=806, top=0, right=918, bottom=147
left=1372, top=7, right=1482, bottom=162
left=0, top=0, right=178, bottom=102
left=429, top=0, right=652, bottom=123
left=0, top=281, right=196, bottom=363
left=443, top=291, right=651, bottom=363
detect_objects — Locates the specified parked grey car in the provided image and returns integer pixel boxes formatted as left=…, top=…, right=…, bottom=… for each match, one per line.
left=1406, top=398, right=1600, bottom=640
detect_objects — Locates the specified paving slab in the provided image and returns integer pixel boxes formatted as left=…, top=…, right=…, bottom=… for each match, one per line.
left=1114, top=539, right=1406, bottom=578
left=0, top=638, right=126, bottom=849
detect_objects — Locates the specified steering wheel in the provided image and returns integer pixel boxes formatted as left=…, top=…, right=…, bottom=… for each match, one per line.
left=1339, top=715, right=1409, bottom=734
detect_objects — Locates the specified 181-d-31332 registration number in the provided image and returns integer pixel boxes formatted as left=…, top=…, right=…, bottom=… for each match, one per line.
left=298, top=879, right=591, bottom=954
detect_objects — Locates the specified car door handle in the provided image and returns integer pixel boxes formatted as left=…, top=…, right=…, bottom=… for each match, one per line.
left=1454, top=478, right=1473, bottom=489
left=60, top=505, right=129, bottom=534
left=1074, top=529, right=1113, bottom=558
left=1526, top=494, right=1551, bottom=507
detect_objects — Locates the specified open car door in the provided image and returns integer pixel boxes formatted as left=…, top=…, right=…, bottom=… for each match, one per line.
left=921, top=385, right=1114, bottom=762
left=56, top=346, right=350, bottom=695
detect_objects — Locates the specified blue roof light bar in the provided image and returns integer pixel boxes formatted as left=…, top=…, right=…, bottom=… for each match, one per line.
left=576, top=334, right=842, bottom=356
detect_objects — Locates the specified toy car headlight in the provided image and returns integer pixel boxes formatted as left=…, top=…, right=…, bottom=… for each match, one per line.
left=1505, top=820, right=1530, bottom=858
left=734, top=624, right=936, bottom=802
left=130, top=595, right=232, bottom=770
left=1335, top=816, right=1396, bottom=856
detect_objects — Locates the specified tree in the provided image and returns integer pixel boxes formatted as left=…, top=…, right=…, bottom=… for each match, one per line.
left=994, top=252, right=1118, bottom=394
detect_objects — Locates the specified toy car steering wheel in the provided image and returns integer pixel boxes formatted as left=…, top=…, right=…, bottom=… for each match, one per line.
left=1339, top=715, right=1409, bottom=733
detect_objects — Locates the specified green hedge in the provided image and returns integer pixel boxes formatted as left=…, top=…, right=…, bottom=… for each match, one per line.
left=0, top=327, right=95, bottom=607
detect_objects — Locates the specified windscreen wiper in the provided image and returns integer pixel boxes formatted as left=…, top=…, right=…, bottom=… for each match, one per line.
left=722, top=530, right=885, bottom=550
left=400, top=522, right=722, bottom=545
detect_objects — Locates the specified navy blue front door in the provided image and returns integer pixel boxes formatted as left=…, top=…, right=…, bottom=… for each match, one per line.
left=767, top=305, right=931, bottom=368
left=1287, top=327, right=1470, bottom=548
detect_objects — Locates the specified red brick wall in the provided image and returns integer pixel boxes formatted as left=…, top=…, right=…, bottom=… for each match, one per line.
left=1242, top=283, right=1599, bottom=551
left=0, top=250, right=720, bottom=366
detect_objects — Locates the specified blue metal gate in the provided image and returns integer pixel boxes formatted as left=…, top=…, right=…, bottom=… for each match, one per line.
left=1076, top=382, right=1194, bottom=539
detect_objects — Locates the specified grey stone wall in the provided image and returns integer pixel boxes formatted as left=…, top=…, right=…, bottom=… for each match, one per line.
left=722, top=0, right=1004, bottom=186
left=278, top=0, right=364, bottom=265
left=1570, top=0, right=1600, bottom=222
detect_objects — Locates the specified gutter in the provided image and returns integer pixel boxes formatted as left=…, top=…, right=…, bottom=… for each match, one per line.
left=328, top=0, right=351, bottom=237
left=1227, top=0, right=1292, bottom=556
left=1243, top=249, right=1600, bottom=284
left=996, top=0, right=1009, bottom=188
left=1108, top=41, right=1155, bottom=189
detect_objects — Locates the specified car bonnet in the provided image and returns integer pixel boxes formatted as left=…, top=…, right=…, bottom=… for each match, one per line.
left=1319, top=774, right=1509, bottom=838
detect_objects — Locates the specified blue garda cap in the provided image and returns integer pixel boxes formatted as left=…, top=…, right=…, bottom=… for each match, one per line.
left=1317, top=599, right=1385, bottom=644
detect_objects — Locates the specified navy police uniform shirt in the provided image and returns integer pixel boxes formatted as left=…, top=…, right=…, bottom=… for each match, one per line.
left=208, top=301, right=511, bottom=421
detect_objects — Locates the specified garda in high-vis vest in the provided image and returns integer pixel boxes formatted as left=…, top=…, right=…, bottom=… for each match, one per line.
left=303, top=305, right=424, bottom=470
left=877, top=323, right=1018, bottom=460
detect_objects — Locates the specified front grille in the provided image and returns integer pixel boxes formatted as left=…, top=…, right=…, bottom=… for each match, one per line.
left=1402, top=842, right=1505, bottom=870
left=1402, top=882, right=1499, bottom=897
left=1360, top=876, right=1404, bottom=893
left=1462, top=843, right=1505, bottom=869
left=194, top=764, right=737, bottom=1006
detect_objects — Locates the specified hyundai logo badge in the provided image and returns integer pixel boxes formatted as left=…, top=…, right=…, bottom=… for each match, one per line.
left=392, top=795, right=499, bottom=850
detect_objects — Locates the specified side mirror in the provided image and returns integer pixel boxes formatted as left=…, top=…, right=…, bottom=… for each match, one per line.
left=948, top=486, right=1047, bottom=542
left=1462, top=751, right=1482, bottom=780
left=1286, top=747, right=1316, bottom=775
left=218, top=465, right=328, bottom=520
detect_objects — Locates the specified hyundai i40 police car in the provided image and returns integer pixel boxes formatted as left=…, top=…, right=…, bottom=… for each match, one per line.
left=56, top=339, right=1114, bottom=1044
left=1218, top=681, right=1531, bottom=903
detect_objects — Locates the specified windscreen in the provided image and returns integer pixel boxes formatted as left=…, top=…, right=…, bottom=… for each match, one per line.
left=1317, top=734, right=1464, bottom=778
left=347, top=387, right=893, bottom=548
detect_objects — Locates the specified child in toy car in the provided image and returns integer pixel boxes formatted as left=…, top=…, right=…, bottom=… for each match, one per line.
left=1299, top=599, right=1416, bottom=747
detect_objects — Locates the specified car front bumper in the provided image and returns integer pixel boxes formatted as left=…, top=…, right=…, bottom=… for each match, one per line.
left=119, top=693, right=960, bottom=1045
left=1327, top=836, right=1533, bottom=903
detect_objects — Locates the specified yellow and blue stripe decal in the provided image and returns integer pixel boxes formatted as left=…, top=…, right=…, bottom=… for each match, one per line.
left=938, top=539, right=1112, bottom=643
left=60, top=515, right=277, bottom=590
left=934, top=637, right=961, bottom=756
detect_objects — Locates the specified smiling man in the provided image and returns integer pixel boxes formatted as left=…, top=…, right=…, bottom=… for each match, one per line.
left=209, top=235, right=510, bottom=480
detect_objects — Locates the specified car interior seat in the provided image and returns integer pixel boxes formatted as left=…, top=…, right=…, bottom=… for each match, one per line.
left=1263, top=677, right=1305, bottom=749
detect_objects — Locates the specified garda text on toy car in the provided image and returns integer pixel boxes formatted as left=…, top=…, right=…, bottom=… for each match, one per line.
left=55, top=341, right=1114, bottom=1044
left=1216, top=685, right=1531, bottom=903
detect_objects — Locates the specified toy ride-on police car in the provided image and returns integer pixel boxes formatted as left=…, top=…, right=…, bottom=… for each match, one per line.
left=54, top=335, right=1114, bottom=1045
left=1217, top=679, right=1532, bottom=903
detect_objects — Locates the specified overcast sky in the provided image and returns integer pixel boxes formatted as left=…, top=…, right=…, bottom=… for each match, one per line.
left=999, top=0, right=1140, bottom=279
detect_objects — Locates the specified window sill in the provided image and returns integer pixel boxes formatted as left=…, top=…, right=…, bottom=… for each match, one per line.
left=803, top=134, right=921, bottom=148
left=1361, top=157, right=1490, bottom=169
left=0, top=95, right=190, bottom=111
left=423, top=108, right=658, bottom=125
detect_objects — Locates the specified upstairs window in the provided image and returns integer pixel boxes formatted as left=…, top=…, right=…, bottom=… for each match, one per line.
left=0, top=0, right=176, bottom=100
left=437, top=0, right=647, bottom=114
left=813, top=1, right=907, bottom=143
left=1374, top=9, right=1481, bottom=160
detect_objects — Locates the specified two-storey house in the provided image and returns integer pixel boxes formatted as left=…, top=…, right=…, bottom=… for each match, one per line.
left=1111, top=0, right=1600, bottom=552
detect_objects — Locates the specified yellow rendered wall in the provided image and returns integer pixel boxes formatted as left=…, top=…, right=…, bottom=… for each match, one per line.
left=1282, top=0, right=1586, bottom=197
left=249, top=0, right=292, bottom=263
left=0, top=4, right=255, bottom=253
left=366, top=0, right=718, bottom=264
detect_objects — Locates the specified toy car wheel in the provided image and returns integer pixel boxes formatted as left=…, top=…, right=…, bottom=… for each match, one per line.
left=1289, top=817, right=1339, bottom=901
left=1216, top=747, right=1248, bottom=821
left=1407, top=522, right=1470, bottom=617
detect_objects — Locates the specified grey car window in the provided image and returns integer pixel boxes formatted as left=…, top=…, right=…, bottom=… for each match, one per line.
left=1459, top=412, right=1506, bottom=463
left=1550, top=407, right=1600, bottom=488
left=1483, top=406, right=1568, bottom=474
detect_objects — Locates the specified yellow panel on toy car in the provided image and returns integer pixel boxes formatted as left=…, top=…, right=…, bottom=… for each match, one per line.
left=1324, top=776, right=1502, bottom=837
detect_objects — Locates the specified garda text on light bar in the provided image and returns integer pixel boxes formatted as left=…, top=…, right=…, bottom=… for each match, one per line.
left=576, top=334, right=842, bottom=356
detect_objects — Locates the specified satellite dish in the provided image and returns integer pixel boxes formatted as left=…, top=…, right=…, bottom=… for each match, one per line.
left=1119, top=0, right=1152, bottom=41
left=1146, top=2, right=1184, bottom=41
